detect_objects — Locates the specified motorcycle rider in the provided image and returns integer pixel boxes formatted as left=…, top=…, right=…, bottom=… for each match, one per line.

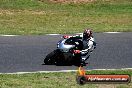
left=63, top=28, right=96, bottom=64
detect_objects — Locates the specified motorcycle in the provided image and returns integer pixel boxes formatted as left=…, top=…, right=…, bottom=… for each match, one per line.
left=44, top=35, right=88, bottom=66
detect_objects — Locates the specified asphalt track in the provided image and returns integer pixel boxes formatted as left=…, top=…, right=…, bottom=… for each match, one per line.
left=0, top=32, right=132, bottom=73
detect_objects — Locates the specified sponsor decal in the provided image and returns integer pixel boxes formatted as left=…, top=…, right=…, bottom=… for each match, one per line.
left=76, top=66, right=131, bottom=85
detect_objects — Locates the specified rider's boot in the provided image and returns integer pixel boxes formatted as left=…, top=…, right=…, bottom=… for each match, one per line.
left=80, top=58, right=86, bottom=66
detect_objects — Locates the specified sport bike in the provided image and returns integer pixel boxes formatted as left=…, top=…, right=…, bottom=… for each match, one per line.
left=44, top=36, right=89, bottom=65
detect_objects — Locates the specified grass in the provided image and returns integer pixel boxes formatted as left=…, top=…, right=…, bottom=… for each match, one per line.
left=0, top=0, right=132, bottom=35
left=0, top=1, right=131, bottom=87
left=0, top=70, right=132, bottom=88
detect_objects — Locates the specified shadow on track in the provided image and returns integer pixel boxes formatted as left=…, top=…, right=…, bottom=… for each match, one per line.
left=42, top=61, right=89, bottom=67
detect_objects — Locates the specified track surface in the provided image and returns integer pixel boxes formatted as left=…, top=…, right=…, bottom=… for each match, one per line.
left=0, top=33, right=132, bottom=73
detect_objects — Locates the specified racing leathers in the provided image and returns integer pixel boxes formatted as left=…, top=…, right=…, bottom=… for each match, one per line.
left=81, top=36, right=96, bottom=62
left=65, top=34, right=96, bottom=63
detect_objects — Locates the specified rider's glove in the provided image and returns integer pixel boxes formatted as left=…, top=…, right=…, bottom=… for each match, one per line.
left=73, top=50, right=80, bottom=54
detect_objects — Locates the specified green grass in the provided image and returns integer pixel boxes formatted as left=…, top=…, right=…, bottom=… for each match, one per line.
left=0, top=70, right=132, bottom=88
left=0, top=0, right=132, bottom=35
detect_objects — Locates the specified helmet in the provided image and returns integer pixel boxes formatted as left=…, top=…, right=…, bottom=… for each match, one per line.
left=83, top=28, right=92, bottom=39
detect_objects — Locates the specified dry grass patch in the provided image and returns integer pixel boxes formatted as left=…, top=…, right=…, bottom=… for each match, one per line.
left=49, top=0, right=96, bottom=3
left=0, top=9, right=46, bottom=15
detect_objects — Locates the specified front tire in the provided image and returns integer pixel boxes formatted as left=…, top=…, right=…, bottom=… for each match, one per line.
left=44, top=57, right=54, bottom=65
left=44, top=50, right=57, bottom=65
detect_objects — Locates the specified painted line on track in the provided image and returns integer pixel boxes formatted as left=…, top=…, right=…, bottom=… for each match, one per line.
left=46, top=34, right=61, bottom=35
left=0, top=68, right=132, bottom=74
left=39, top=32, right=123, bottom=36
left=103, top=32, right=122, bottom=34
left=0, top=35, right=19, bottom=36
left=0, top=32, right=122, bottom=37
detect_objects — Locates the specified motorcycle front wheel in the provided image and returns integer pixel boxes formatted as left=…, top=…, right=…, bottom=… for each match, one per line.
left=44, top=50, right=56, bottom=65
